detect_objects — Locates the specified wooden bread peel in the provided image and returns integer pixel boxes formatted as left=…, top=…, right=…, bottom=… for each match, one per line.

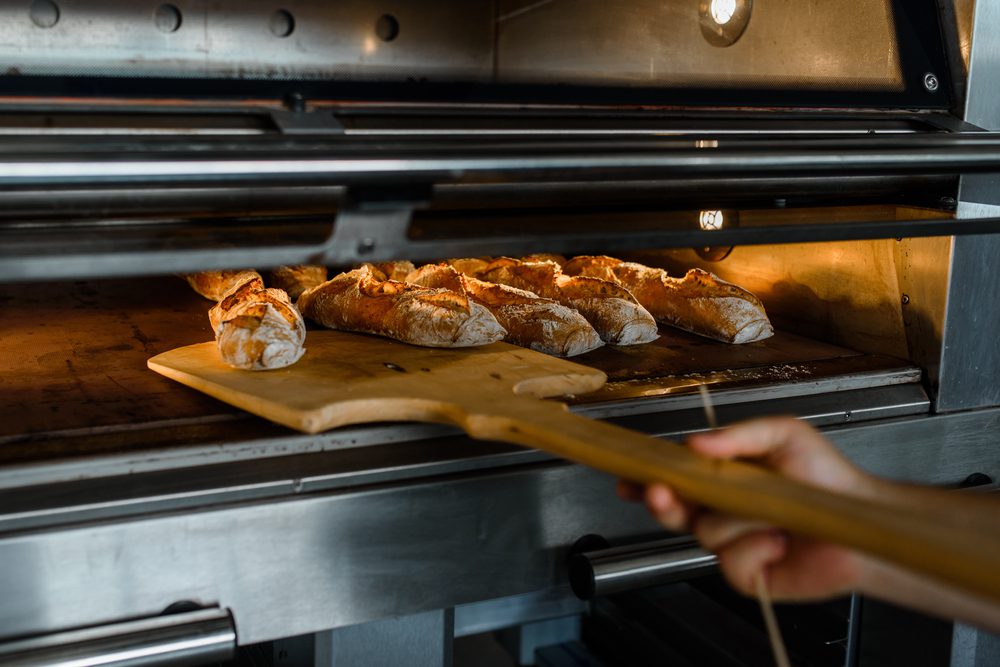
left=149, top=330, right=1000, bottom=604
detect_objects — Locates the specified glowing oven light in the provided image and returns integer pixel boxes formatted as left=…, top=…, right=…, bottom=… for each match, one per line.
left=709, top=0, right=737, bottom=25
left=699, top=210, right=725, bottom=230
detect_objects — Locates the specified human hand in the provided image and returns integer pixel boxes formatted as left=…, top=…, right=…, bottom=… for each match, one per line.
left=618, top=417, right=880, bottom=601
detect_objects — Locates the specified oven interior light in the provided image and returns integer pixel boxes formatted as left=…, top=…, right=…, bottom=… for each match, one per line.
left=709, top=0, right=737, bottom=25
left=699, top=210, right=725, bottom=230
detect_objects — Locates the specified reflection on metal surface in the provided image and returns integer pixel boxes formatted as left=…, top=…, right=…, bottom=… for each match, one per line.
left=700, top=0, right=752, bottom=47
left=0, top=0, right=494, bottom=80
left=570, top=537, right=717, bottom=599
left=695, top=245, right=733, bottom=261
left=500, top=0, right=900, bottom=90
left=0, top=608, right=235, bottom=667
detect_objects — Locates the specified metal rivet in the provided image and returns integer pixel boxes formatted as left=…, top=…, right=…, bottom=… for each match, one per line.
left=29, top=0, right=60, bottom=29
left=923, top=72, right=940, bottom=93
left=376, top=14, right=400, bottom=42
left=901, top=294, right=911, bottom=305
left=284, top=92, right=306, bottom=112
left=270, top=9, right=295, bottom=38
left=154, top=4, right=182, bottom=33
left=357, top=238, right=376, bottom=254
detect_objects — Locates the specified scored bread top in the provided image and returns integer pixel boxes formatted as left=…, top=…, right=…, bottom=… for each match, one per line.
left=186, top=269, right=264, bottom=302
left=563, top=255, right=773, bottom=344
left=269, top=265, right=328, bottom=301
left=406, top=263, right=604, bottom=356
left=298, top=266, right=505, bottom=348
left=370, top=260, right=417, bottom=282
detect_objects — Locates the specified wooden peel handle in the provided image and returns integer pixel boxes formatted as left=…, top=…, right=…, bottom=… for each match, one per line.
left=462, top=398, right=1000, bottom=604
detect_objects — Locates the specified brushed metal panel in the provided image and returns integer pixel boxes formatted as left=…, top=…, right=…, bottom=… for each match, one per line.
left=0, top=409, right=995, bottom=646
left=496, top=0, right=903, bottom=90
left=0, top=463, right=662, bottom=645
left=828, top=408, right=1000, bottom=486
left=943, top=0, right=1000, bottom=410
left=964, top=0, right=1000, bottom=131
left=0, top=1, right=494, bottom=80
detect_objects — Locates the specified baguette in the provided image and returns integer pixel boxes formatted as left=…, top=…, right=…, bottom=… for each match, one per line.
left=370, top=261, right=417, bottom=282
left=207, top=275, right=306, bottom=370
left=270, top=265, right=328, bottom=301
left=562, top=255, right=773, bottom=344
left=407, top=264, right=603, bottom=357
left=185, top=269, right=263, bottom=301
left=298, top=265, right=505, bottom=348
left=458, top=258, right=659, bottom=346
left=445, top=257, right=492, bottom=277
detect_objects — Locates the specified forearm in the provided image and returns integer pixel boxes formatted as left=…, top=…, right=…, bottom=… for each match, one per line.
left=853, top=478, right=1000, bottom=632
left=857, top=554, right=1000, bottom=634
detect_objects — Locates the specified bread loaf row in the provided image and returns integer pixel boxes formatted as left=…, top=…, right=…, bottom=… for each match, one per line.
left=185, top=253, right=771, bottom=367
left=561, top=256, right=773, bottom=344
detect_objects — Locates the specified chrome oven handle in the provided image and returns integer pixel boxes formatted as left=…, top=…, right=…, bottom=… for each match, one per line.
left=569, top=536, right=718, bottom=600
left=0, top=607, right=236, bottom=667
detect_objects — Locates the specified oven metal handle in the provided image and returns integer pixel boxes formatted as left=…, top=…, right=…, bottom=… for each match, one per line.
left=0, top=607, right=236, bottom=667
left=569, top=536, right=718, bottom=600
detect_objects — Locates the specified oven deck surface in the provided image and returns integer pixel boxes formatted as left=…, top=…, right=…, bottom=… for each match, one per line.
left=0, top=278, right=924, bottom=469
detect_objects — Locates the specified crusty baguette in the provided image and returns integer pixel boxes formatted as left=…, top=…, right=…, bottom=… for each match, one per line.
left=207, top=275, right=306, bottom=370
left=369, top=260, right=417, bottom=282
left=457, top=258, right=658, bottom=346
left=185, top=269, right=263, bottom=301
left=298, top=265, right=505, bottom=348
left=270, top=265, right=328, bottom=301
left=562, top=255, right=774, bottom=344
left=445, top=257, right=492, bottom=277
left=407, top=264, right=603, bottom=357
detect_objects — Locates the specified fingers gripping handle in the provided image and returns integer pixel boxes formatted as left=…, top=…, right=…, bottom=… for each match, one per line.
left=464, top=400, right=1000, bottom=604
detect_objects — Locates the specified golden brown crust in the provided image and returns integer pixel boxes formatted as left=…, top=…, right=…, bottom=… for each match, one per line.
left=298, top=266, right=505, bottom=348
left=185, top=270, right=263, bottom=301
left=370, top=260, right=417, bottom=282
left=521, top=253, right=567, bottom=266
left=207, top=275, right=306, bottom=370
left=407, top=264, right=603, bottom=356
left=464, top=258, right=658, bottom=346
left=562, top=256, right=773, bottom=344
left=445, top=257, right=492, bottom=277
left=269, top=265, right=328, bottom=301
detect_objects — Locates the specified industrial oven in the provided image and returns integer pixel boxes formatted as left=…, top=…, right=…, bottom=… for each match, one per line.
left=1, top=0, right=1000, bottom=665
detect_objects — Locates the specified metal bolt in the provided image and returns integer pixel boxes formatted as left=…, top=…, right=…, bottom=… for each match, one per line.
left=153, top=4, right=183, bottom=33
left=923, top=72, right=940, bottom=93
left=939, top=196, right=957, bottom=210
left=284, top=92, right=306, bottom=113
left=270, top=9, right=295, bottom=38
left=901, top=294, right=911, bottom=305
left=29, top=0, right=60, bottom=28
left=357, top=238, right=376, bottom=254
left=961, top=472, right=993, bottom=488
